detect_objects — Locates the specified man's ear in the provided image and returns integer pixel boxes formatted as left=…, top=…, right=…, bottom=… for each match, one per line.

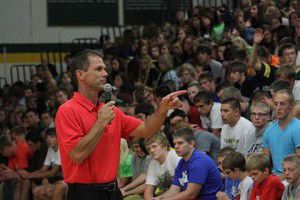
left=263, top=167, right=270, bottom=175
left=189, top=140, right=195, bottom=148
left=234, top=108, right=240, bottom=117
left=76, top=70, right=85, bottom=81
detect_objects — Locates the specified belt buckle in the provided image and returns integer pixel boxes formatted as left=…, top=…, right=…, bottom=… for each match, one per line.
left=104, top=182, right=116, bottom=192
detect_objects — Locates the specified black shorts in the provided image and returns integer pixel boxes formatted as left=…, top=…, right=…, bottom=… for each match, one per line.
left=67, top=181, right=123, bottom=200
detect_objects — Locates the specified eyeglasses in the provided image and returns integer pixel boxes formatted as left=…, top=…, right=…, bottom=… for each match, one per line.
left=223, top=169, right=232, bottom=175
left=250, top=112, right=269, bottom=117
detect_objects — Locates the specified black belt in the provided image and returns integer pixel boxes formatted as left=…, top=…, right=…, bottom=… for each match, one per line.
left=68, top=181, right=117, bottom=192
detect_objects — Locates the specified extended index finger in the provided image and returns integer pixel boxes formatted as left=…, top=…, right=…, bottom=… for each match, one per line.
left=168, top=90, right=187, bottom=98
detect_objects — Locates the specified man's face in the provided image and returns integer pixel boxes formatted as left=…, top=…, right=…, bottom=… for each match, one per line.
left=27, top=97, right=37, bottom=110
left=217, top=46, right=226, bottom=61
left=27, top=140, right=40, bottom=152
left=201, top=16, right=211, bottom=27
left=160, top=45, right=169, bottom=55
left=281, top=48, right=297, bottom=65
left=199, top=79, right=214, bottom=92
left=0, top=111, right=5, bottom=123
left=173, top=137, right=193, bottom=157
left=132, top=143, right=146, bottom=157
left=111, top=59, right=120, bottom=71
left=192, top=17, right=201, bottom=27
left=147, top=142, right=167, bottom=161
left=177, top=30, right=186, bottom=41
left=40, top=113, right=53, bottom=127
left=271, top=18, right=281, bottom=30
left=250, top=107, right=270, bottom=128
left=158, top=58, right=168, bottom=72
left=183, top=38, right=193, bottom=52
left=78, top=56, right=108, bottom=92
left=263, top=30, right=272, bottom=42
left=195, top=66, right=204, bottom=81
left=171, top=42, right=182, bottom=55
left=151, top=47, right=160, bottom=59
left=62, top=73, right=72, bottom=84
left=197, top=52, right=209, bottom=64
left=221, top=103, right=237, bottom=125
left=46, top=135, right=57, bottom=148
left=140, top=46, right=148, bottom=56
left=181, top=70, right=193, bottom=84
left=179, top=100, right=190, bottom=114
left=283, top=161, right=300, bottom=185
left=250, top=5, right=258, bottom=17
left=273, top=93, right=293, bottom=120
left=187, top=86, right=200, bottom=103
left=1, top=146, right=14, bottom=158
left=217, top=156, right=226, bottom=172
left=156, top=34, right=165, bottom=45
left=237, top=16, right=245, bottom=29
left=222, top=168, right=237, bottom=180
left=195, top=101, right=212, bottom=116
left=296, top=23, right=300, bottom=37
left=229, top=71, right=243, bottom=84
left=56, top=91, right=68, bottom=105
left=26, top=112, right=39, bottom=127
left=170, top=116, right=185, bottom=125
left=249, top=169, right=268, bottom=184
left=24, top=89, right=33, bottom=97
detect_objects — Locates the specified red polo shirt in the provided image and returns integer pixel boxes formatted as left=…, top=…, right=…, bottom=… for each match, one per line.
left=55, top=92, right=142, bottom=183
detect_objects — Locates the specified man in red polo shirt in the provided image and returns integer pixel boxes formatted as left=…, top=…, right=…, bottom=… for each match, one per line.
left=55, top=49, right=186, bottom=200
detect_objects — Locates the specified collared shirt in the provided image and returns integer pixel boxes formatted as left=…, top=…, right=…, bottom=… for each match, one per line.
left=55, top=92, right=142, bottom=183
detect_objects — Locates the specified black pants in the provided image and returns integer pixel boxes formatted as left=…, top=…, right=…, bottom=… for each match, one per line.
left=67, top=182, right=123, bottom=200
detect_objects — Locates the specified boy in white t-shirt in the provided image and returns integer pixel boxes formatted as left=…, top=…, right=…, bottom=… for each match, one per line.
left=18, top=128, right=66, bottom=200
left=220, top=98, right=256, bottom=156
left=216, top=151, right=253, bottom=200
left=194, top=90, right=223, bottom=137
left=144, top=132, right=181, bottom=200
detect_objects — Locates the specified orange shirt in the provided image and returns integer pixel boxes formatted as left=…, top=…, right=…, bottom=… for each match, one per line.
left=8, top=139, right=32, bottom=170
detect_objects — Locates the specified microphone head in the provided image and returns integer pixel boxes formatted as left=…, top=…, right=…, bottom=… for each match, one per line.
left=103, top=83, right=113, bottom=93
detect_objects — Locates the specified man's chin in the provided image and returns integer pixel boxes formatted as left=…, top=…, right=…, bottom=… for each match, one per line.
left=175, top=152, right=183, bottom=157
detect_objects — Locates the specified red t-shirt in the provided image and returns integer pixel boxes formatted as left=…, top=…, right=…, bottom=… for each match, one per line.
left=8, top=139, right=32, bottom=170
left=188, top=106, right=202, bottom=129
left=55, top=92, right=142, bottom=184
left=250, top=175, right=284, bottom=200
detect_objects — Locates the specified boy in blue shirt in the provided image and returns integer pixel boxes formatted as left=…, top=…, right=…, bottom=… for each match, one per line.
left=217, top=147, right=240, bottom=200
left=153, top=128, right=223, bottom=200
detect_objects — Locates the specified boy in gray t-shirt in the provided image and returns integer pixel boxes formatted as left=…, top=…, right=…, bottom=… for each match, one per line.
left=281, top=154, right=300, bottom=200
left=194, top=130, right=220, bottom=161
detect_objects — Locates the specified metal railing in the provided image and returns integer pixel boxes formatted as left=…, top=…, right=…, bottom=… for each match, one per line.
left=10, top=64, right=36, bottom=84
left=192, top=0, right=234, bottom=8
left=40, top=51, right=65, bottom=76
left=0, top=77, right=7, bottom=89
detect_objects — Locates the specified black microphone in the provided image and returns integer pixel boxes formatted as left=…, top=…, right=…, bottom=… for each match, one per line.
left=103, top=83, right=113, bottom=103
